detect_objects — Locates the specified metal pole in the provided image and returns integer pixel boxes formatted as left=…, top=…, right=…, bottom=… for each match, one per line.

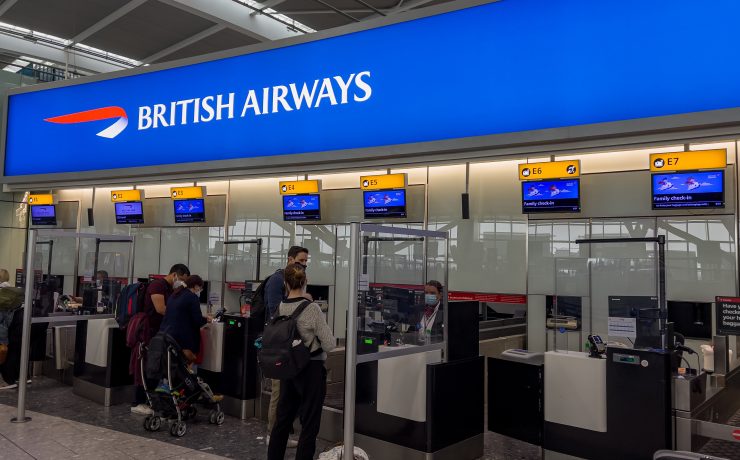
left=12, top=229, right=35, bottom=423
left=342, top=222, right=360, bottom=459
left=256, top=238, right=263, bottom=280
left=657, top=235, right=667, bottom=349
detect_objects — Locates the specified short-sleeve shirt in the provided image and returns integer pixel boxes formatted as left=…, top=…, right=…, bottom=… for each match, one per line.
left=144, top=278, right=172, bottom=334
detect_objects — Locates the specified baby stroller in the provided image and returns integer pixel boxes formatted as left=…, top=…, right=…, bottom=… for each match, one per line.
left=140, top=332, right=225, bottom=437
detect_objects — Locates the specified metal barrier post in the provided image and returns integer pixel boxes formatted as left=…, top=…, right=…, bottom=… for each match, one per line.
left=12, top=229, right=35, bottom=423
left=342, top=222, right=360, bottom=459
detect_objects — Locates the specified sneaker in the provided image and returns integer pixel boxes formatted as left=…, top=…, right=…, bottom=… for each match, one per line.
left=130, top=404, right=153, bottom=415
left=265, top=435, right=270, bottom=446
left=155, top=382, right=171, bottom=394
left=0, top=383, right=17, bottom=390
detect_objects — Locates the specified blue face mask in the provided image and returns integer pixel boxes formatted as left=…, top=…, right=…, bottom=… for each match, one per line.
left=425, top=294, right=438, bottom=306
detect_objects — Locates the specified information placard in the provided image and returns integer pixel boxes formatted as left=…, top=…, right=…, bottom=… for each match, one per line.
left=650, top=149, right=727, bottom=172
left=716, top=296, right=740, bottom=335
left=111, top=189, right=143, bottom=202
left=518, top=160, right=579, bottom=181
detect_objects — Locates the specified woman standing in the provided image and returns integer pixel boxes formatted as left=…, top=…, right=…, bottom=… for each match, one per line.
left=268, top=263, right=336, bottom=460
left=160, top=275, right=210, bottom=364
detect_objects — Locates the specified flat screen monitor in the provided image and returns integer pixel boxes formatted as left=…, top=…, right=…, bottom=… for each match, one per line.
left=652, top=170, right=724, bottom=209
left=667, top=301, right=712, bottom=340
left=173, top=198, right=205, bottom=223
left=522, top=179, right=580, bottom=213
left=115, top=201, right=144, bottom=224
left=364, top=189, right=407, bottom=219
left=283, top=194, right=320, bottom=221
left=31, top=205, right=56, bottom=225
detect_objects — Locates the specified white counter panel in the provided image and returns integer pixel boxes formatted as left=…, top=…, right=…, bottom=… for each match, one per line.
left=376, top=346, right=442, bottom=422
left=544, top=351, right=607, bottom=432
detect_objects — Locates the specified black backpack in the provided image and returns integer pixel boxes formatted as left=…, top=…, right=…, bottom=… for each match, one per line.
left=258, top=300, right=313, bottom=380
left=250, top=269, right=282, bottom=326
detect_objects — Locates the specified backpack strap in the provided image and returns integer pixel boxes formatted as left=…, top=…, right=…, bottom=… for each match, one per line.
left=289, top=299, right=313, bottom=320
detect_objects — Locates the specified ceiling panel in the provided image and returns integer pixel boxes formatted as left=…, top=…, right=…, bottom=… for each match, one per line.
left=82, top=0, right=218, bottom=60
left=1, top=0, right=129, bottom=39
left=152, top=28, right=260, bottom=64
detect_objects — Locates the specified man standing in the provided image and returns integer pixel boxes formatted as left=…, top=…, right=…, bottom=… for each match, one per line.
left=264, top=246, right=309, bottom=446
left=131, top=263, right=190, bottom=415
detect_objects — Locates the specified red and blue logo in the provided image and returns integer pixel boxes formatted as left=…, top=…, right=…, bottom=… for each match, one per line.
left=44, top=106, right=128, bottom=139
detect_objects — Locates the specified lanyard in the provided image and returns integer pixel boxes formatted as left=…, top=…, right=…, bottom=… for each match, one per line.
left=421, top=303, right=440, bottom=334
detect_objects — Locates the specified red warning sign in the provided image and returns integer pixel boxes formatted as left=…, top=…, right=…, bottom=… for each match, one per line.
left=732, top=429, right=740, bottom=441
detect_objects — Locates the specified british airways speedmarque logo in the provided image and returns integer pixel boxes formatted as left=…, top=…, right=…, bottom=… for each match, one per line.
left=41, top=70, right=374, bottom=141
left=44, top=106, right=129, bottom=139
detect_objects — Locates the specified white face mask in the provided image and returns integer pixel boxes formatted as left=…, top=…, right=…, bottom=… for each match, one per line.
left=173, top=276, right=186, bottom=289
left=193, top=289, right=202, bottom=297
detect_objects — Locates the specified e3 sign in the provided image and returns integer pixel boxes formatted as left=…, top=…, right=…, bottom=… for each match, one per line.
left=650, top=149, right=727, bottom=172
left=518, top=160, right=580, bottom=180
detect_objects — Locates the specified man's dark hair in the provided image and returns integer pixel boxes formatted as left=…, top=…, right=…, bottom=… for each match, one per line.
left=287, top=246, right=309, bottom=259
left=426, top=280, right=444, bottom=294
left=96, top=270, right=109, bottom=278
left=168, top=264, right=190, bottom=277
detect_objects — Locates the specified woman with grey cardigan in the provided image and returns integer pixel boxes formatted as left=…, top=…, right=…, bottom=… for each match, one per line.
left=267, top=263, right=336, bottom=460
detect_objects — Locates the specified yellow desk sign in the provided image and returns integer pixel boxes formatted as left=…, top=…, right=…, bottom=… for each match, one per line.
left=650, top=149, right=727, bottom=172
left=27, top=194, right=53, bottom=205
left=171, top=186, right=204, bottom=199
left=360, top=173, right=406, bottom=190
left=111, top=190, right=143, bottom=202
left=518, top=160, right=579, bottom=180
left=280, top=180, right=320, bottom=195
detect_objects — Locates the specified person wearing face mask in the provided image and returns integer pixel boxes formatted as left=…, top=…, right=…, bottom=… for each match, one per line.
left=160, top=275, right=212, bottom=365
left=131, top=263, right=190, bottom=416
left=413, top=280, right=444, bottom=343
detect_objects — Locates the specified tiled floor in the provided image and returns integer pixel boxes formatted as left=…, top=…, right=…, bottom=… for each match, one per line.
left=0, top=377, right=541, bottom=459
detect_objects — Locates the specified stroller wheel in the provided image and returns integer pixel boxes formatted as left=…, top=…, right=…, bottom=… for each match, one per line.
left=215, top=411, right=225, bottom=426
left=208, top=410, right=216, bottom=424
left=149, top=416, right=162, bottom=432
left=143, top=416, right=153, bottom=431
left=170, top=421, right=187, bottom=437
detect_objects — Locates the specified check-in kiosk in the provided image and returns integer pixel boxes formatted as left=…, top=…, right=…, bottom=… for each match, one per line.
left=344, top=224, right=484, bottom=460
left=488, top=237, right=680, bottom=460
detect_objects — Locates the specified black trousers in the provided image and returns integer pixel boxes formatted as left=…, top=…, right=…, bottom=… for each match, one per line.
left=267, top=361, right=327, bottom=460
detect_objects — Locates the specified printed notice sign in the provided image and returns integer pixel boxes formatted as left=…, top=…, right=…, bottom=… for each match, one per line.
left=608, top=317, right=637, bottom=339
left=716, top=297, right=740, bottom=335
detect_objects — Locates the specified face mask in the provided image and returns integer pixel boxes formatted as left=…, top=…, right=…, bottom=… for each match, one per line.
left=173, top=276, right=186, bottom=289
left=193, top=289, right=202, bottom=297
left=425, top=294, right=438, bottom=306
left=297, top=262, right=307, bottom=270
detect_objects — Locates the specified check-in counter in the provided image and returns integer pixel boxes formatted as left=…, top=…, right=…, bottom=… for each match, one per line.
left=541, top=348, right=672, bottom=460
left=354, top=345, right=484, bottom=460
left=73, top=316, right=134, bottom=406
left=197, top=321, right=225, bottom=401
left=214, top=314, right=261, bottom=419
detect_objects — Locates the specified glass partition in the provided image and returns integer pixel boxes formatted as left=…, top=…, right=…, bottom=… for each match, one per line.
left=29, top=230, right=133, bottom=318
left=355, top=224, right=449, bottom=359
left=554, top=238, right=662, bottom=352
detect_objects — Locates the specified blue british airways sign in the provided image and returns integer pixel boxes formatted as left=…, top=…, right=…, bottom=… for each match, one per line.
left=5, top=0, right=740, bottom=179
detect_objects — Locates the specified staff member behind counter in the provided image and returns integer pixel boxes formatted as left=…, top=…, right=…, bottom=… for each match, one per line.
left=416, top=280, right=444, bottom=338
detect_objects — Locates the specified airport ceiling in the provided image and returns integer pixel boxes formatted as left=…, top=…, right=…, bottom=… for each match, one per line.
left=0, top=0, right=455, bottom=74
